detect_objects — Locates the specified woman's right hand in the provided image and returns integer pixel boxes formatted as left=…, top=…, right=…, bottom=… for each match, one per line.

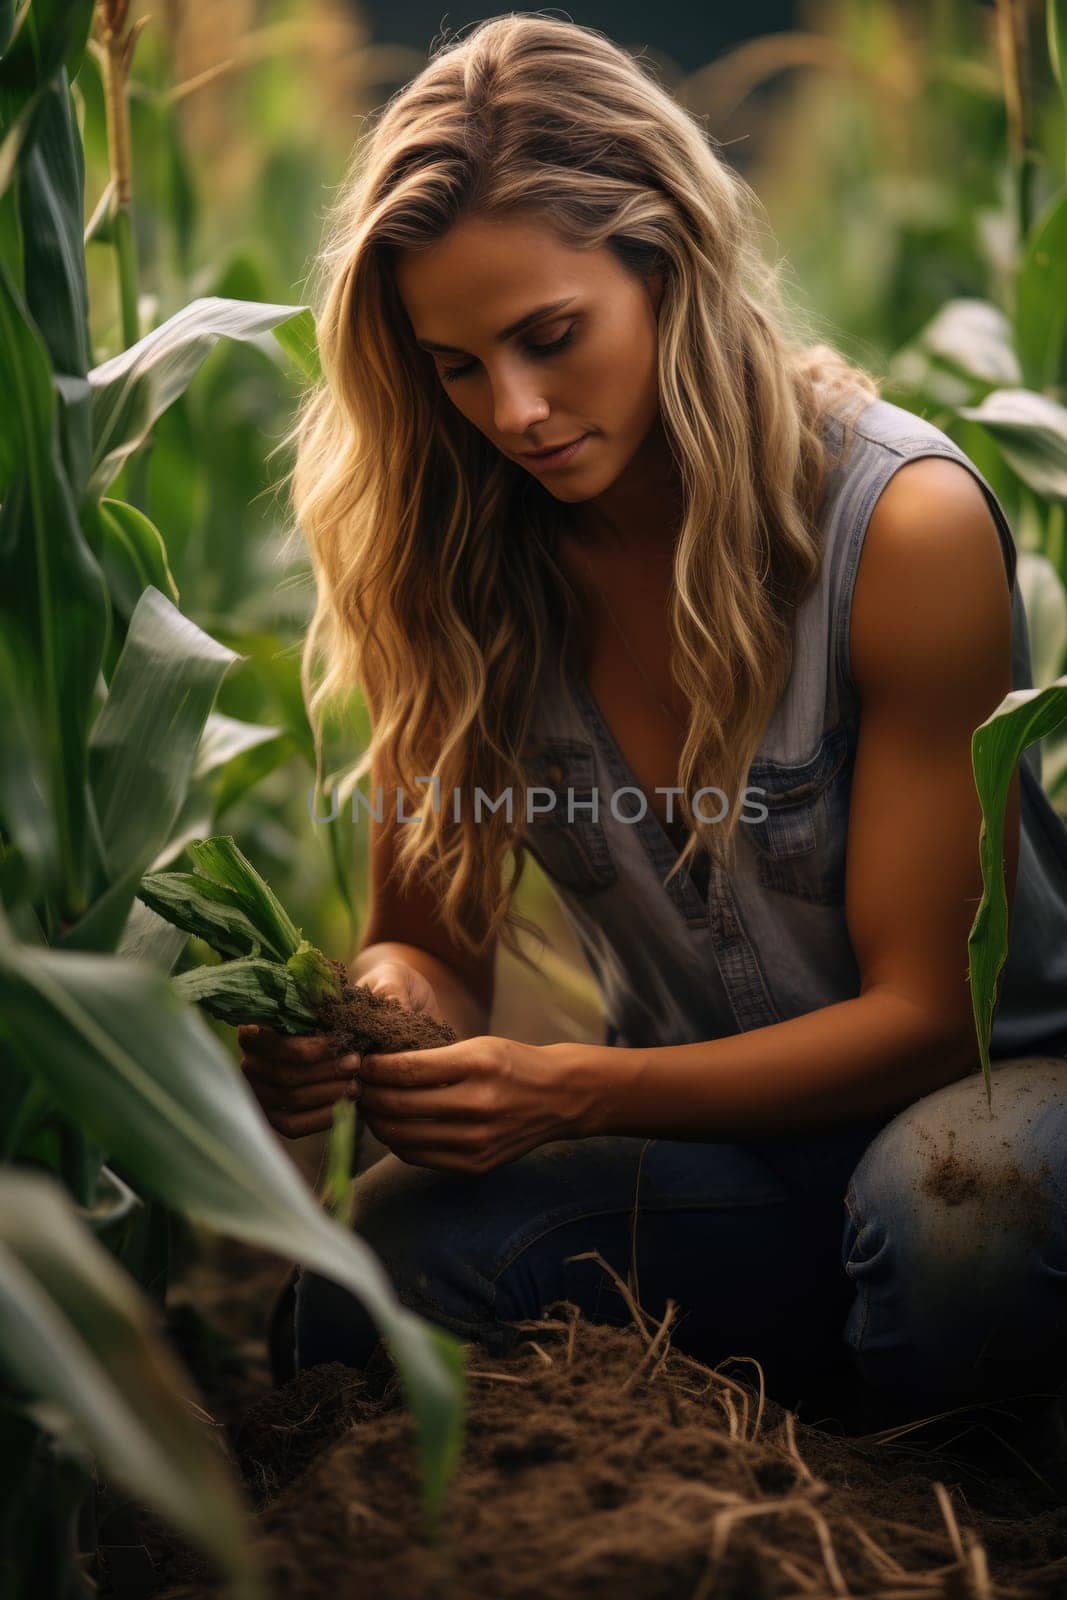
left=237, top=959, right=444, bottom=1139
left=237, top=1023, right=363, bottom=1141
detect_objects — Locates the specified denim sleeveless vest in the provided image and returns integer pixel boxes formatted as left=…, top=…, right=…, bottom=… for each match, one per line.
left=517, top=397, right=1067, bottom=1058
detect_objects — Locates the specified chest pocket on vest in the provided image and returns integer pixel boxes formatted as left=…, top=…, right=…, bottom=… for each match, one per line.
left=519, top=737, right=618, bottom=895
left=744, top=721, right=852, bottom=906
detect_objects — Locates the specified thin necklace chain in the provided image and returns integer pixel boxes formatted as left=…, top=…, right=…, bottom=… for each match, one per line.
left=579, top=550, right=690, bottom=736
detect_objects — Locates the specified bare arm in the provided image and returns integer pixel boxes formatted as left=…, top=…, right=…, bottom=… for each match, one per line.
left=551, top=457, right=1021, bottom=1139
left=354, top=746, right=496, bottom=1041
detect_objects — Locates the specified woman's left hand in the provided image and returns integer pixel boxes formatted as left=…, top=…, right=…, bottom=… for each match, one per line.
left=358, top=1035, right=578, bottom=1173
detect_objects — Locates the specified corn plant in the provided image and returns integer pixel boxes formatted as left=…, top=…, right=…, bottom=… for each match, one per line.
left=911, top=1, right=1067, bottom=1093
left=969, top=675, right=1067, bottom=1096
left=138, top=834, right=361, bottom=1034
left=0, top=5, right=465, bottom=1594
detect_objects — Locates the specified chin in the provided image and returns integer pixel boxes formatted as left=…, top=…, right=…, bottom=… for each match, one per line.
left=549, top=481, right=597, bottom=502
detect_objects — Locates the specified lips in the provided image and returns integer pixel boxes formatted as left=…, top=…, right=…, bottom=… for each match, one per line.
left=524, top=435, right=585, bottom=459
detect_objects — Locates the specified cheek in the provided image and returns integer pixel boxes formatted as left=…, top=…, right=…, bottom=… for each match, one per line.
left=445, top=390, right=491, bottom=438
left=587, top=327, right=658, bottom=415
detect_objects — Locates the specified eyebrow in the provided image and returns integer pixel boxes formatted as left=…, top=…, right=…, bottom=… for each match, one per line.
left=414, top=296, right=578, bottom=355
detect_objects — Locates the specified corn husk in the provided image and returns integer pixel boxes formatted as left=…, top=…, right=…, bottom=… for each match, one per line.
left=138, top=835, right=302, bottom=961
left=137, top=836, right=343, bottom=1034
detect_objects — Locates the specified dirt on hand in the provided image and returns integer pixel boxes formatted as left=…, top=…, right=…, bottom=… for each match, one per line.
left=316, top=964, right=458, bottom=1059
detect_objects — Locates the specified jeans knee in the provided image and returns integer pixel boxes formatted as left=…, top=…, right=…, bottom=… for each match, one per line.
left=842, top=1058, right=1067, bottom=1390
left=293, top=1156, right=501, bottom=1373
left=847, top=1059, right=1067, bottom=1266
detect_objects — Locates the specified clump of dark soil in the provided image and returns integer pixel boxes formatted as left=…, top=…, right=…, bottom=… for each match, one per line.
left=147, top=1252, right=1067, bottom=1600
left=316, top=966, right=457, bottom=1057
left=227, top=1357, right=396, bottom=1506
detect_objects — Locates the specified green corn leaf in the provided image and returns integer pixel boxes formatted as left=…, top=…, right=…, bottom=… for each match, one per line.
left=0, top=626, right=53, bottom=912
left=0, top=1170, right=261, bottom=1598
left=969, top=675, right=1067, bottom=1096
left=92, top=497, right=181, bottom=622
left=0, top=0, right=96, bottom=201
left=0, top=256, right=108, bottom=921
left=324, top=1101, right=357, bottom=1227
left=58, top=591, right=240, bottom=954
left=0, top=926, right=467, bottom=1537
left=159, top=83, right=198, bottom=280
left=115, top=897, right=189, bottom=976
left=193, top=713, right=283, bottom=780
left=172, top=955, right=320, bottom=1033
left=19, top=78, right=92, bottom=492
left=138, top=834, right=304, bottom=969
left=141, top=851, right=342, bottom=1031
left=184, top=836, right=303, bottom=961
left=958, top=389, right=1067, bottom=501
left=1016, top=191, right=1067, bottom=393
left=139, top=717, right=289, bottom=877
left=0, top=1393, right=96, bottom=1600
left=0, top=138, right=22, bottom=308
left=211, top=729, right=295, bottom=823
left=136, top=874, right=273, bottom=962
left=287, top=939, right=344, bottom=1011
left=88, top=297, right=314, bottom=498
left=912, top=298, right=1021, bottom=388
left=0, top=48, right=104, bottom=931
left=86, top=589, right=239, bottom=895
left=270, top=306, right=320, bottom=384
left=1017, top=551, right=1067, bottom=688
left=1050, top=0, right=1067, bottom=104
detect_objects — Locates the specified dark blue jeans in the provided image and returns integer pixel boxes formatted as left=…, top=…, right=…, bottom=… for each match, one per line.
left=294, top=1057, right=1067, bottom=1406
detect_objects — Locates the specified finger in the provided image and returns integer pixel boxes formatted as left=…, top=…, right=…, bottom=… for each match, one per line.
left=267, top=1104, right=342, bottom=1140
left=353, top=973, right=402, bottom=994
left=360, top=1083, right=479, bottom=1121
left=237, top=1024, right=340, bottom=1066
left=241, top=1050, right=362, bottom=1090
left=244, top=1070, right=360, bottom=1113
left=392, top=1150, right=472, bottom=1172
left=363, top=1117, right=485, bottom=1152
left=361, top=1043, right=469, bottom=1088
left=359, top=986, right=406, bottom=1007
left=371, top=1139, right=482, bottom=1172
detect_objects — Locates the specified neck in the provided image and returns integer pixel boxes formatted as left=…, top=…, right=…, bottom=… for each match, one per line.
left=566, top=416, right=684, bottom=558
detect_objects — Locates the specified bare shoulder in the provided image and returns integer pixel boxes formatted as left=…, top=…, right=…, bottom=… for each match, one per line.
left=851, top=455, right=1012, bottom=701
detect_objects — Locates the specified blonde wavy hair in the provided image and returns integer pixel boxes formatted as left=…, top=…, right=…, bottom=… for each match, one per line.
left=282, top=12, right=881, bottom=973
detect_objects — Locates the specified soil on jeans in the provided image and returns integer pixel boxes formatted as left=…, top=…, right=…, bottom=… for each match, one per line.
left=919, top=1124, right=1054, bottom=1242
left=139, top=1241, right=1067, bottom=1600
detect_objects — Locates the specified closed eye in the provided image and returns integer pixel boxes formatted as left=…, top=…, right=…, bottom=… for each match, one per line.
left=440, top=325, right=578, bottom=384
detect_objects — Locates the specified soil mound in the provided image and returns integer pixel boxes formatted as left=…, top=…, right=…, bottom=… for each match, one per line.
left=151, top=1253, right=1067, bottom=1600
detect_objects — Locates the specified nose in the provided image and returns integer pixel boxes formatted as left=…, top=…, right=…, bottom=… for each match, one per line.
left=486, top=362, right=552, bottom=442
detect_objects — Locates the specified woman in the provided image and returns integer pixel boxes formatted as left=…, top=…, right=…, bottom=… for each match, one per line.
left=240, top=15, right=1067, bottom=1429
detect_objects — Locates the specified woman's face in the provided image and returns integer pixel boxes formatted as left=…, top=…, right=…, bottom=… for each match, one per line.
left=393, top=213, right=664, bottom=504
